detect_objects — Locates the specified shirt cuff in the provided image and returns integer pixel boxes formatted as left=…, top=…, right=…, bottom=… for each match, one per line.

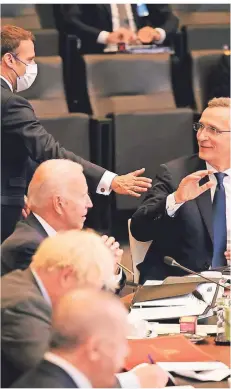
left=114, top=267, right=123, bottom=283
left=166, top=192, right=184, bottom=217
left=96, top=171, right=117, bottom=196
left=154, top=28, right=166, bottom=44
left=97, top=30, right=110, bottom=44
left=116, top=371, right=140, bottom=388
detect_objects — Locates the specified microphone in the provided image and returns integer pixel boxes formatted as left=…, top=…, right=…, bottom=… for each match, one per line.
left=164, top=256, right=230, bottom=290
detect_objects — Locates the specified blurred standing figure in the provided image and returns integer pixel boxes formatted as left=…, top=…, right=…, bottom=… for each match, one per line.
left=1, top=24, right=152, bottom=242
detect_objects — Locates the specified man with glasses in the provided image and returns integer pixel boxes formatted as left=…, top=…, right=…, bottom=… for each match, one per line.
left=131, top=97, right=231, bottom=283
left=1, top=25, right=152, bottom=242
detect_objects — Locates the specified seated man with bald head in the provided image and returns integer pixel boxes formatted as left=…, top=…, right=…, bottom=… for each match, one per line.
left=12, top=288, right=130, bottom=388
left=2, top=230, right=168, bottom=388
left=1, top=159, right=124, bottom=285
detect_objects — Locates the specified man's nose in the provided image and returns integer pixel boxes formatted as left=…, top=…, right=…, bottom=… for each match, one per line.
left=197, top=128, right=209, bottom=142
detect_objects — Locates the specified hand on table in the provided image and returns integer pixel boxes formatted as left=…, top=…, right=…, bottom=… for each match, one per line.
left=107, top=28, right=137, bottom=45
left=131, top=363, right=168, bottom=388
left=137, top=26, right=161, bottom=44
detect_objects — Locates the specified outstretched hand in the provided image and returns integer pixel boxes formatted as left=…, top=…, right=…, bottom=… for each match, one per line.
left=111, top=168, right=152, bottom=197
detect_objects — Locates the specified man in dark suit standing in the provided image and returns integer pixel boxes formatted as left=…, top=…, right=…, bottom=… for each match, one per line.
left=60, top=4, right=179, bottom=54
left=131, top=97, right=231, bottom=283
left=1, top=25, right=152, bottom=242
left=2, top=230, right=168, bottom=388
left=1, top=160, right=124, bottom=293
left=11, top=289, right=131, bottom=388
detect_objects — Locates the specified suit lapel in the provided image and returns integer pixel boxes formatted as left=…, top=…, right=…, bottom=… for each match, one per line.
left=194, top=159, right=213, bottom=243
left=1, top=78, right=11, bottom=90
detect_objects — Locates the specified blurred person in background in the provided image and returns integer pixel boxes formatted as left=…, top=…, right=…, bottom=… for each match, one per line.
left=59, top=4, right=179, bottom=54
left=2, top=230, right=168, bottom=388
left=1, top=24, right=152, bottom=242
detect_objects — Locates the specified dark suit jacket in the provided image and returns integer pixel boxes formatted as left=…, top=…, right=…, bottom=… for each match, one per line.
left=131, top=154, right=213, bottom=283
left=61, top=4, right=179, bottom=53
left=1, top=213, right=48, bottom=276
left=1, top=268, right=52, bottom=387
left=11, top=359, right=78, bottom=388
left=1, top=78, right=105, bottom=208
left=1, top=213, right=127, bottom=294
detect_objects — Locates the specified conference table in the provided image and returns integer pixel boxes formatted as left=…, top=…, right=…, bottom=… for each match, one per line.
left=121, top=293, right=230, bottom=388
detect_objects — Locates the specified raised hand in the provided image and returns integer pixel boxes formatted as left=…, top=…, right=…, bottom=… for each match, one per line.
left=174, top=170, right=214, bottom=204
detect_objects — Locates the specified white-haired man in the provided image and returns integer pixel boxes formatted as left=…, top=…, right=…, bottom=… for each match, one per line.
left=2, top=230, right=168, bottom=388
left=1, top=159, right=123, bottom=283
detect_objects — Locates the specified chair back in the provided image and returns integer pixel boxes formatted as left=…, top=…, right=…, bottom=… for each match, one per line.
left=128, top=219, right=152, bottom=283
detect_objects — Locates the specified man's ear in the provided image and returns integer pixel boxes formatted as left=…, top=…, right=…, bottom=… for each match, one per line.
left=87, top=336, right=101, bottom=362
left=59, top=266, right=76, bottom=289
left=53, top=195, right=64, bottom=215
left=3, top=52, right=15, bottom=67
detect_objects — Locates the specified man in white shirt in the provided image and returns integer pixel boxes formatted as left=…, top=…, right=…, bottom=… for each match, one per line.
left=1, top=159, right=123, bottom=285
left=131, top=97, right=231, bottom=283
left=60, top=4, right=179, bottom=54
left=2, top=230, right=168, bottom=388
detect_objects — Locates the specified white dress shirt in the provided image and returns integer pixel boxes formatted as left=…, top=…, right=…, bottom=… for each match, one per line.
left=97, top=4, right=166, bottom=45
left=166, top=162, right=231, bottom=248
left=0, top=75, right=116, bottom=195
left=32, top=212, right=123, bottom=281
left=44, top=352, right=92, bottom=388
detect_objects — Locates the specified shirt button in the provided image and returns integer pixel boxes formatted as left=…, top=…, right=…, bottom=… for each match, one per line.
left=101, top=188, right=105, bottom=193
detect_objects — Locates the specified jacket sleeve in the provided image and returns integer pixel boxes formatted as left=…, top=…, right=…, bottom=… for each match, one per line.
left=3, top=93, right=106, bottom=194
left=1, top=298, right=51, bottom=372
left=61, top=5, right=102, bottom=43
left=131, top=164, right=175, bottom=242
left=147, top=4, right=179, bottom=42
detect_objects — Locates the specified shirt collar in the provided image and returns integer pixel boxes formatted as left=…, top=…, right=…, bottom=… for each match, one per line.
left=0, top=75, right=13, bottom=92
left=31, top=269, right=52, bottom=307
left=44, top=352, right=92, bottom=388
left=206, top=161, right=231, bottom=177
left=33, top=212, right=57, bottom=237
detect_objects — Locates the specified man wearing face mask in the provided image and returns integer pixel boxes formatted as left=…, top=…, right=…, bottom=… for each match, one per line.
left=1, top=25, right=152, bottom=242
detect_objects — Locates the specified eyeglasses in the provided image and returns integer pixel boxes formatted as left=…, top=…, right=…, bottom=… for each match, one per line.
left=193, top=122, right=231, bottom=136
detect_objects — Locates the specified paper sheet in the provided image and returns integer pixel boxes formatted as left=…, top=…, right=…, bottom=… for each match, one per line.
left=174, top=368, right=231, bottom=382
left=150, top=323, right=217, bottom=335
left=157, top=361, right=229, bottom=372
left=129, top=302, right=208, bottom=321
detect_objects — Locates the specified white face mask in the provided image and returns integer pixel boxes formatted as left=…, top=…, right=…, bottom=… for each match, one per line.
left=16, top=63, right=38, bottom=92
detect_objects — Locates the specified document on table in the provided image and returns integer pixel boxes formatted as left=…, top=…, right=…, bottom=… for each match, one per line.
left=173, top=367, right=231, bottom=382
left=133, top=283, right=217, bottom=307
left=129, top=301, right=209, bottom=321
left=150, top=323, right=217, bottom=335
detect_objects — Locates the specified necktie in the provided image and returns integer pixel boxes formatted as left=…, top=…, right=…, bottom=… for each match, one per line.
left=212, top=172, right=227, bottom=268
left=117, top=4, right=129, bottom=28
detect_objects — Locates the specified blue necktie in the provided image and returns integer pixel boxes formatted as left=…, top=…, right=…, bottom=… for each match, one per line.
left=212, top=172, right=227, bottom=268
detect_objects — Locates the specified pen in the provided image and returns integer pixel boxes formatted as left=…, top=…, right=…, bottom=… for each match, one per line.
left=147, top=353, right=155, bottom=364
left=117, top=263, right=134, bottom=276
left=147, top=353, right=176, bottom=386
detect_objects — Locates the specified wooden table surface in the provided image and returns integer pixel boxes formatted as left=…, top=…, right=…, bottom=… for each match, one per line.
left=121, top=293, right=230, bottom=388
